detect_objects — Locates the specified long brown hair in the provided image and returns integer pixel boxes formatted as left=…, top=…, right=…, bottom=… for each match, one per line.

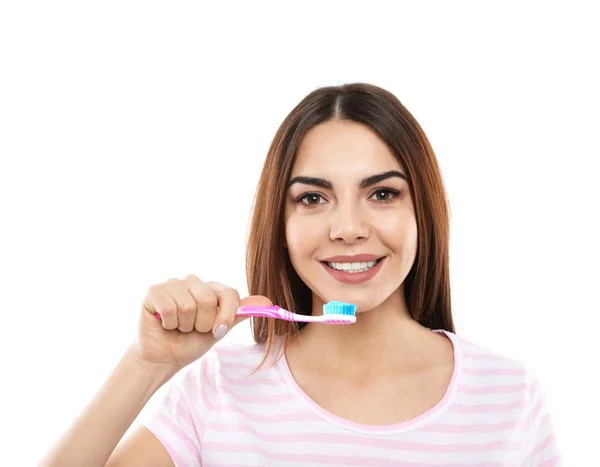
left=246, top=82, right=454, bottom=366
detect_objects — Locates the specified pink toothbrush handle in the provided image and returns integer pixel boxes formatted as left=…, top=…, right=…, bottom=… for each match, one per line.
left=154, top=306, right=293, bottom=321
left=236, top=306, right=294, bottom=321
left=154, top=306, right=354, bottom=324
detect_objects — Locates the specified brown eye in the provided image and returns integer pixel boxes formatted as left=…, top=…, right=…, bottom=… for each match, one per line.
left=370, top=189, right=400, bottom=202
left=298, top=193, right=325, bottom=205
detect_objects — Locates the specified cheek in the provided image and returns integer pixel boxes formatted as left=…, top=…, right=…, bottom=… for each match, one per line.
left=380, top=213, right=418, bottom=256
left=285, top=214, right=325, bottom=261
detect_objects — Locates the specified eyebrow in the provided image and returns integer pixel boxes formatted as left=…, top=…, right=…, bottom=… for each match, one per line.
left=287, top=170, right=407, bottom=190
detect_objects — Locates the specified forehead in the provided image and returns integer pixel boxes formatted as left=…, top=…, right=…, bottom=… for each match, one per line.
left=292, top=120, right=401, bottom=176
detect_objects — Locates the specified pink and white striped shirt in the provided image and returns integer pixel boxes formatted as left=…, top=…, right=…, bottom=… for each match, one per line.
left=141, top=330, right=562, bottom=466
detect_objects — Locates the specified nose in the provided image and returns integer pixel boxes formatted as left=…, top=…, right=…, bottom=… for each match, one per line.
left=329, top=204, right=370, bottom=244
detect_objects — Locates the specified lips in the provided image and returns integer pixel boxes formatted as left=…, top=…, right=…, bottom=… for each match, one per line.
left=320, top=256, right=386, bottom=284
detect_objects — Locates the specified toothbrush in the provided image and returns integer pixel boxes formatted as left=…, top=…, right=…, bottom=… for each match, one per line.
left=154, top=301, right=357, bottom=324
left=236, top=301, right=357, bottom=324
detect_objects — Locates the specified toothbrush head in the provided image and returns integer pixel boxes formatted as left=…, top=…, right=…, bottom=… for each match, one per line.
left=322, top=301, right=357, bottom=324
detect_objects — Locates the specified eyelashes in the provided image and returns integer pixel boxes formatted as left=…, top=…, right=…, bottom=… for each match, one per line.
left=295, top=188, right=402, bottom=206
left=296, top=193, right=326, bottom=205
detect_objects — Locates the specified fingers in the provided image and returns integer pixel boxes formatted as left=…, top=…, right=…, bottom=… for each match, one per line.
left=143, top=274, right=273, bottom=340
left=144, top=284, right=179, bottom=330
left=164, top=278, right=200, bottom=333
left=188, top=281, right=218, bottom=334
left=205, top=282, right=241, bottom=339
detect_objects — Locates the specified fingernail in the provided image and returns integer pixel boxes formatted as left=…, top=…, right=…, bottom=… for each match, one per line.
left=213, top=324, right=228, bottom=340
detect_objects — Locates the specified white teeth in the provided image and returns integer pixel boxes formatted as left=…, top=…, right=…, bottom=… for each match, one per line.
left=327, top=260, right=378, bottom=273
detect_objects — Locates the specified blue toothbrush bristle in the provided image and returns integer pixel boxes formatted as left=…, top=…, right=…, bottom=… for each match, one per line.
left=323, top=301, right=357, bottom=316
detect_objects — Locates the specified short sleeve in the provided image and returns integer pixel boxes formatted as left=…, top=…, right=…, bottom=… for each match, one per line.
left=140, top=352, right=218, bottom=467
left=521, top=372, right=563, bottom=466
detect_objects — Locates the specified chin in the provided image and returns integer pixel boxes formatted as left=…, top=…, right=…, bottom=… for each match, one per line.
left=315, top=281, right=405, bottom=315
left=351, top=299, right=387, bottom=314
left=318, top=292, right=386, bottom=315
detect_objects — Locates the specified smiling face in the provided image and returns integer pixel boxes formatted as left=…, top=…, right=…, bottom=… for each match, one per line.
left=283, top=119, right=418, bottom=314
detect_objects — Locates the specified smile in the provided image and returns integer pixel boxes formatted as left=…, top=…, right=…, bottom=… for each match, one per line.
left=321, top=257, right=386, bottom=284
left=325, top=258, right=383, bottom=273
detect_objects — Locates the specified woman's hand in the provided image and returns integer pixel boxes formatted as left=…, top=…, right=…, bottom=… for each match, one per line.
left=133, top=274, right=272, bottom=372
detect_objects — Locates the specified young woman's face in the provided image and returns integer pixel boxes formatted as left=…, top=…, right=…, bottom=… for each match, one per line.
left=284, top=119, right=418, bottom=313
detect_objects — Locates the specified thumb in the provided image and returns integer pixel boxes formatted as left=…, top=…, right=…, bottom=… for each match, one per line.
left=232, top=295, right=273, bottom=326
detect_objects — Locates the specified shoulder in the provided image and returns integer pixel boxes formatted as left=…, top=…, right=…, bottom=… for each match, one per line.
left=447, top=331, right=541, bottom=403
left=450, top=331, right=529, bottom=369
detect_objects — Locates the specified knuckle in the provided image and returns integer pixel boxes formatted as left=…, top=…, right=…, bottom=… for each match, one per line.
left=197, top=294, right=218, bottom=310
left=224, top=287, right=240, bottom=301
left=206, top=280, right=226, bottom=290
left=165, top=279, right=183, bottom=292
left=207, top=282, right=240, bottom=299
left=184, top=274, right=202, bottom=283
left=179, top=302, right=197, bottom=314
left=146, top=283, right=161, bottom=296
left=160, top=304, right=177, bottom=316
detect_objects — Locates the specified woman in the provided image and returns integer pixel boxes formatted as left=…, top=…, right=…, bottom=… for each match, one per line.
left=40, top=83, right=562, bottom=466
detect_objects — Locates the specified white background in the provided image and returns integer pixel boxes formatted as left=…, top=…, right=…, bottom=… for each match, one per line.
left=1, top=1, right=598, bottom=465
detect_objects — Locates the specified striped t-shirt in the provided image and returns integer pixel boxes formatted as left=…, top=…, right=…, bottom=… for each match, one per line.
left=141, top=329, right=562, bottom=466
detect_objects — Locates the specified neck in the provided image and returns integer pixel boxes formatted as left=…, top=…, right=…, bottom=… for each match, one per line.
left=290, top=289, right=438, bottom=377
